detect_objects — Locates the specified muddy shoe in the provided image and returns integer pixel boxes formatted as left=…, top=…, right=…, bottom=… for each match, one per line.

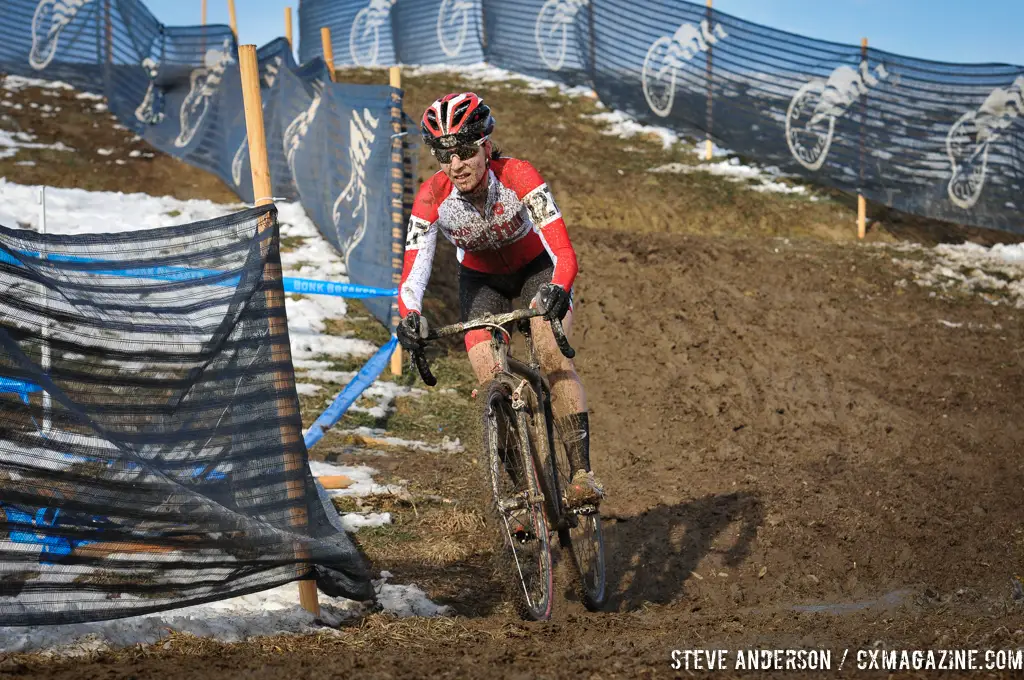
left=565, top=470, right=605, bottom=508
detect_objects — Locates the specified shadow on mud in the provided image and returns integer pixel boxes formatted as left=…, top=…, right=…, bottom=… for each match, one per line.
left=596, top=492, right=763, bottom=612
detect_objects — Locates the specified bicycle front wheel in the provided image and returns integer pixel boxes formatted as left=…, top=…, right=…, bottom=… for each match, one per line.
left=480, top=379, right=554, bottom=621
left=550, top=430, right=607, bottom=611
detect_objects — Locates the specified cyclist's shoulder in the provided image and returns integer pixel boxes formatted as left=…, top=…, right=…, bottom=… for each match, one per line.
left=490, top=157, right=546, bottom=194
left=413, top=170, right=454, bottom=214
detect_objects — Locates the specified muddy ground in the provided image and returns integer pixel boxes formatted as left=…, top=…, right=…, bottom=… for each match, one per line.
left=2, top=76, right=1023, bottom=678
left=6, top=230, right=1023, bottom=679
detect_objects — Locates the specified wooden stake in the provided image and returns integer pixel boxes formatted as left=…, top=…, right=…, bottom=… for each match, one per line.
left=201, top=0, right=207, bottom=25
left=317, top=475, right=353, bottom=490
left=390, top=64, right=404, bottom=377
left=857, top=194, right=866, bottom=240
left=704, top=0, right=713, bottom=161
left=858, top=36, right=867, bottom=239
left=227, top=0, right=238, bottom=39
left=285, top=6, right=293, bottom=50
left=320, top=27, right=336, bottom=81
left=238, top=44, right=320, bottom=618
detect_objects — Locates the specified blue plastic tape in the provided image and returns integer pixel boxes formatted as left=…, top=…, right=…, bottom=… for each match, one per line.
left=0, top=376, right=42, bottom=405
left=0, top=247, right=397, bottom=298
left=303, top=336, right=399, bottom=450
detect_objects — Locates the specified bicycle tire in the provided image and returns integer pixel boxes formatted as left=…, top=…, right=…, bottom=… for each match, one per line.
left=515, top=381, right=607, bottom=612
left=479, top=379, right=554, bottom=621
left=545, top=412, right=607, bottom=611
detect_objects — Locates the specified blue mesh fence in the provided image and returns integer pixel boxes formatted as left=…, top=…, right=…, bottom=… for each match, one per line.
left=0, top=0, right=410, bottom=328
left=300, top=0, right=483, bottom=67
left=300, top=0, right=1024, bottom=234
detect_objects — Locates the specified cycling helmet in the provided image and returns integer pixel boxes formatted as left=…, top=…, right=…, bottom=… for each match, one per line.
left=421, top=92, right=495, bottom=150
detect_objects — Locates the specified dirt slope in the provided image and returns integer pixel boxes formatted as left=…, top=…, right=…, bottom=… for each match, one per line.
left=1, top=73, right=1023, bottom=679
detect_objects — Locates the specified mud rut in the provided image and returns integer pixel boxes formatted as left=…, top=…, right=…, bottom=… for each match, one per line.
left=8, top=228, right=1024, bottom=679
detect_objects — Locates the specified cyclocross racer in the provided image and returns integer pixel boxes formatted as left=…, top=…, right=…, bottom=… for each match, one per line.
left=395, top=92, right=603, bottom=507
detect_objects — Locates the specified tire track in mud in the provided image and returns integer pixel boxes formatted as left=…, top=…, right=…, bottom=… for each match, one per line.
left=6, top=229, right=1023, bottom=678
left=570, top=228, right=1024, bottom=618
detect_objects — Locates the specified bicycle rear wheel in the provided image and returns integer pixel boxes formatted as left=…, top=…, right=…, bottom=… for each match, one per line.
left=480, top=380, right=554, bottom=621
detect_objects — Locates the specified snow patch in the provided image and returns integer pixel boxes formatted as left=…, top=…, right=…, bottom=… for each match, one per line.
left=585, top=110, right=681, bottom=150
left=650, top=158, right=809, bottom=195
left=0, top=572, right=448, bottom=655
left=400, top=62, right=596, bottom=99
left=890, top=241, right=1024, bottom=307
left=0, top=130, right=75, bottom=160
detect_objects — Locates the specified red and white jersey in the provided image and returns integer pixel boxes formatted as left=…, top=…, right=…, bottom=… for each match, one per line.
left=398, top=157, right=578, bottom=317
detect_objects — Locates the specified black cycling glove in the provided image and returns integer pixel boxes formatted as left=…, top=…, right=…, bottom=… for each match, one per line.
left=535, top=283, right=571, bottom=322
left=396, top=311, right=428, bottom=351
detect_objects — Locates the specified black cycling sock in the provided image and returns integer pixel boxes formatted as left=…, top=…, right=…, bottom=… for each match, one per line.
left=555, top=412, right=590, bottom=476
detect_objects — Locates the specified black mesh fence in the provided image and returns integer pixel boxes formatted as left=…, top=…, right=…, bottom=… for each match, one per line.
left=0, top=206, right=374, bottom=625
left=301, top=0, right=1024, bottom=234
left=0, top=0, right=409, bottom=327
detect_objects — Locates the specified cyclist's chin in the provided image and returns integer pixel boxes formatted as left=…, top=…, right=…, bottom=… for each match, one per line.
left=452, top=173, right=483, bottom=192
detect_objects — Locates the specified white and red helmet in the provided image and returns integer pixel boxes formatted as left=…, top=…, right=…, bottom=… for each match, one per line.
left=420, top=92, right=495, bottom=149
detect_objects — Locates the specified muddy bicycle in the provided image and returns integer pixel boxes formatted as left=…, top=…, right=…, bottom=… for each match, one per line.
left=409, top=308, right=606, bottom=620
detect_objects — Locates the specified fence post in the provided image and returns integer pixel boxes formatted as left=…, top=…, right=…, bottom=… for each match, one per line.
left=285, top=7, right=293, bottom=51
left=228, top=0, right=238, bottom=39
left=38, top=187, right=51, bottom=437
left=480, top=0, right=487, bottom=51
left=704, top=0, right=713, bottom=161
left=858, top=36, right=867, bottom=239
left=321, top=27, right=336, bottom=81
left=238, top=43, right=321, bottom=618
left=587, top=0, right=597, bottom=87
left=103, top=0, right=112, bottom=64
left=390, top=65, right=404, bottom=378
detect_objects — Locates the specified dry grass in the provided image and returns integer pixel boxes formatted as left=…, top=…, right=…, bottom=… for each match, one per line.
left=0, top=79, right=238, bottom=203
left=333, top=67, right=880, bottom=245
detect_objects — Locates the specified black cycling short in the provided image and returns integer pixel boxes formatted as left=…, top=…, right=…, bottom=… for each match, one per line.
left=458, top=252, right=571, bottom=321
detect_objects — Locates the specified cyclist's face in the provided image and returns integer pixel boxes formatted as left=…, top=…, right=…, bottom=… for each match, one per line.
left=441, top=141, right=488, bottom=193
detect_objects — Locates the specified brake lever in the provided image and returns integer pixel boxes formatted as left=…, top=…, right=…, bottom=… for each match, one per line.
left=411, top=348, right=437, bottom=386
left=550, top=318, right=575, bottom=359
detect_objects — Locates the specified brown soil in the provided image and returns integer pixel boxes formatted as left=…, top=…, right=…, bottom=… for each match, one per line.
left=0, top=76, right=238, bottom=202
left=3, top=76, right=1024, bottom=679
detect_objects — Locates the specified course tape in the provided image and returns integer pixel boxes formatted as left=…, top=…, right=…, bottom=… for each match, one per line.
left=0, top=247, right=398, bottom=298
left=303, top=336, right=399, bottom=450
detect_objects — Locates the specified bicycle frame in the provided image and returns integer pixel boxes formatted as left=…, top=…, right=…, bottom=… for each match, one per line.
left=411, top=308, right=575, bottom=532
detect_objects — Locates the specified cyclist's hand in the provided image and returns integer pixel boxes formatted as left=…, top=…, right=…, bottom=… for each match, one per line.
left=396, top=311, right=429, bottom=351
left=534, top=283, right=571, bottom=322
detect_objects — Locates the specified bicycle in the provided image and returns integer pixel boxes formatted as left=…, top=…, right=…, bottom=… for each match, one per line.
left=409, top=308, right=606, bottom=620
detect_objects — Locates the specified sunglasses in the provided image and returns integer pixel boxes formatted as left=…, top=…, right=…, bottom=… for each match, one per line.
left=430, top=137, right=487, bottom=164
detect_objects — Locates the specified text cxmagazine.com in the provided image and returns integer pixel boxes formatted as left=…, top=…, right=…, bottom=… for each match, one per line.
left=670, top=648, right=1024, bottom=671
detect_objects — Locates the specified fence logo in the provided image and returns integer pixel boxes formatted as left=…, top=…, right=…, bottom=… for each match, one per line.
left=642, top=18, right=728, bottom=118
left=282, top=87, right=324, bottom=181
left=350, top=0, right=395, bottom=67
left=437, top=0, right=472, bottom=58
left=946, top=76, right=1024, bottom=209
left=333, top=108, right=380, bottom=268
left=174, top=39, right=236, bottom=149
left=134, top=57, right=165, bottom=125
left=231, top=56, right=284, bottom=186
left=29, top=0, right=94, bottom=70
left=535, top=0, right=588, bottom=72
left=785, top=60, right=889, bottom=171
